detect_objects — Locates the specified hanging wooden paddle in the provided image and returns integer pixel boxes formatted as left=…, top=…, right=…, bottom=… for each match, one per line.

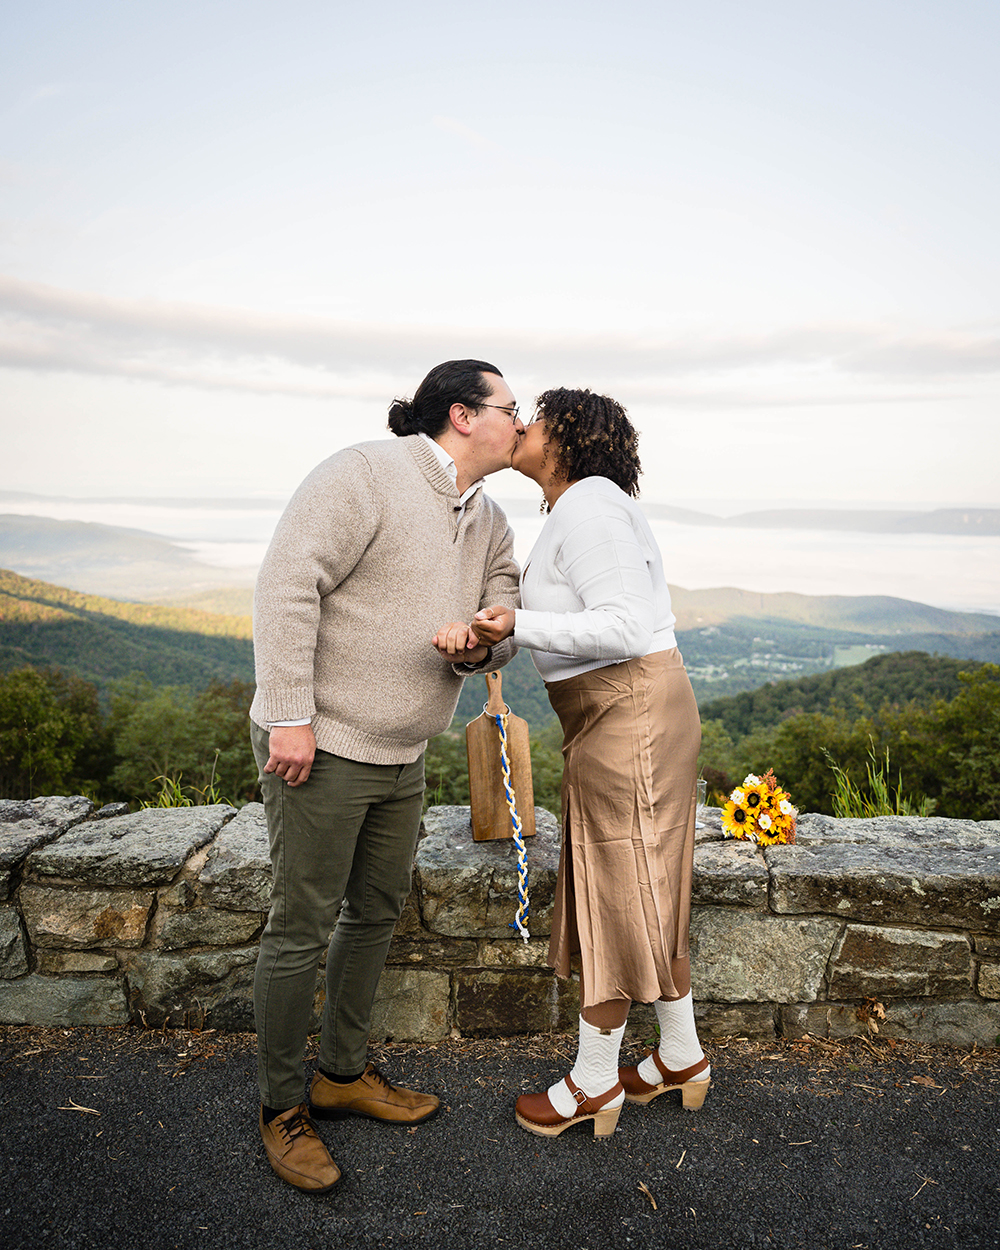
left=466, top=670, right=536, bottom=843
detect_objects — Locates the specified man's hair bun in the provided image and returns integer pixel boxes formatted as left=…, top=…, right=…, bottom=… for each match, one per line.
left=387, top=397, right=417, bottom=435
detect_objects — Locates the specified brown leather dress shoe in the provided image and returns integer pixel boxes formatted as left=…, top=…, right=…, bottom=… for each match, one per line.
left=309, top=1063, right=440, bottom=1124
left=618, top=1052, right=711, bottom=1109
left=515, top=1075, right=624, bottom=1139
left=259, top=1104, right=341, bottom=1193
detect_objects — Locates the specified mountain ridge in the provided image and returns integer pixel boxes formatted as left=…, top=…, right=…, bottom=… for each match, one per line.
left=4, top=566, right=1000, bottom=712
left=668, top=585, right=1000, bottom=635
left=0, top=513, right=256, bottom=599
left=0, top=568, right=253, bottom=693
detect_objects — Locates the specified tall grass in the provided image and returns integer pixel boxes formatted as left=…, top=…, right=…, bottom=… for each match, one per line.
left=140, top=751, right=230, bottom=808
left=823, top=740, right=934, bottom=818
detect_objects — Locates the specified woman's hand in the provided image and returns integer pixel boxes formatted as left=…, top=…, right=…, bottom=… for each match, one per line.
left=473, top=605, right=515, bottom=644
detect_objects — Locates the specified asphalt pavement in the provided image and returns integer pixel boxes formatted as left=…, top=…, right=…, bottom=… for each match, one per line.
left=2, top=1026, right=998, bottom=1250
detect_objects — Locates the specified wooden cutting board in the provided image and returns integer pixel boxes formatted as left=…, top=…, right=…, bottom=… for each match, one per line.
left=466, top=670, right=536, bottom=842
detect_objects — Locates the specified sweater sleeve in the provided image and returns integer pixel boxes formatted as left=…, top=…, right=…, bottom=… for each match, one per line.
left=455, top=503, right=521, bottom=673
left=252, top=450, right=378, bottom=723
left=513, top=493, right=654, bottom=662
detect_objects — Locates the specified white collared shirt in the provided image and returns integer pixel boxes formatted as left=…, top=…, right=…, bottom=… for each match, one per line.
left=419, top=433, right=484, bottom=520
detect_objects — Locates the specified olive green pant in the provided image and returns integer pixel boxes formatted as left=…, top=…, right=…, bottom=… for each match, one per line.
left=251, top=721, right=425, bottom=1110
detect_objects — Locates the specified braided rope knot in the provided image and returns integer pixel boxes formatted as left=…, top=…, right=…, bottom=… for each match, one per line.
left=495, top=711, right=530, bottom=943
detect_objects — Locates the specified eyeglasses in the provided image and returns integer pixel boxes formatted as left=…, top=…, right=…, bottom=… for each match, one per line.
left=479, top=403, right=520, bottom=423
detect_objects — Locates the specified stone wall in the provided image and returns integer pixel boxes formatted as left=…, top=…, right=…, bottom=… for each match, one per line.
left=2, top=796, right=999, bottom=1046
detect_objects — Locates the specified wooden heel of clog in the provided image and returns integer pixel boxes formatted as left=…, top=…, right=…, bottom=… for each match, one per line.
left=591, top=1102, right=622, bottom=1138
left=680, top=1077, right=711, bottom=1110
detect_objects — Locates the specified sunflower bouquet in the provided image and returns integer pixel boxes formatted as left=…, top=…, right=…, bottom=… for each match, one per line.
left=721, top=769, right=797, bottom=845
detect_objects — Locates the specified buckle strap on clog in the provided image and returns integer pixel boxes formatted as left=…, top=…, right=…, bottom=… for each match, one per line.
left=650, top=1051, right=710, bottom=1085
left=564, top=1074, right=624, bottom=1112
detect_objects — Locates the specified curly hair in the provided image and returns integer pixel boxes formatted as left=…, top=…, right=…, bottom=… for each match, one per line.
left=535, top=387, right=642, bottom=497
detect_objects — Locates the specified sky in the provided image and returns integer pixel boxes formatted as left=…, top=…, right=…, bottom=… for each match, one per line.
left=2, top=0, right=999, bottom=507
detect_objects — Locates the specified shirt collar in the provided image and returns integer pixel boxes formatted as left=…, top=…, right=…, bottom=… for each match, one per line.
left=419, top=433, right=484, bottom=504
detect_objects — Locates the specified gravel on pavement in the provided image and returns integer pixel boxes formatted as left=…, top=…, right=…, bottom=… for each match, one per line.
left=2, top=1026, right=998, bottom=1250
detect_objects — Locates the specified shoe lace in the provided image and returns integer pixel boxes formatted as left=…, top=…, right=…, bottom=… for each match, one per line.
left=365, top=1063, right=395, bottom=1093
left=279, top=1106, right=317, bottom=1143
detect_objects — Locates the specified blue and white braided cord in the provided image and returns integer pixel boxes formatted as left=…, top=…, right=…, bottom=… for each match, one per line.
left=495, top=711, right=530, bottom=942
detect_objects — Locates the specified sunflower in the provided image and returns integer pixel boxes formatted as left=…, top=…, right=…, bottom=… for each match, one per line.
left=755, top=815, right=784, bottom=847
left=721, top=799, right=753, bottom=840
left=742, top=784, right=765, bottom=813
left=760, top=786, right=782, bottom=813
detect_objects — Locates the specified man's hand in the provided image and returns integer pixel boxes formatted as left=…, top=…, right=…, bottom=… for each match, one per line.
left=432, top=621, right=489, bottom=665
left=472, top=605, right=515, bottom=645
left=264, top=724, right=316, bottom=787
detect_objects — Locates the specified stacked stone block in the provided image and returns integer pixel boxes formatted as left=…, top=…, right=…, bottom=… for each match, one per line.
left=1, top=797, right=999, bottom=1046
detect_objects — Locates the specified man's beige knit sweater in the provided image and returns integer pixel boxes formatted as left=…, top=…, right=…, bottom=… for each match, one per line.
left=249, top=435, right=519, bottom=764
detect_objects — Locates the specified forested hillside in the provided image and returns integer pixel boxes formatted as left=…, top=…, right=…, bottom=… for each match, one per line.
left=700, top=651, right=974, bottom=737
left=665, top=585, right=1000, bottom=700
left=2, top=567, right=997, bottom=822
left=669, top=586, right=1000, bottom=634
left=0, top=569, right=253, bottom=692
left=697, top=655, right=998, bottom=821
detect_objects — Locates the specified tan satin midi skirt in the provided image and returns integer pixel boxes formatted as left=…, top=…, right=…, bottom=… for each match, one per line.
left=545, top=648, right=701, bottom=1007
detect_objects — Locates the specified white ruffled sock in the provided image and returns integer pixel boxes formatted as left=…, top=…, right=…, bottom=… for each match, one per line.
left=547, top=1015, right=626, bottom=1117
left=638, top=992, right=709, bottom=1085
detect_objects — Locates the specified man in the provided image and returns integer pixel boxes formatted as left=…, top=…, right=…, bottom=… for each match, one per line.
left=249, top=359, right=523, bottom=1192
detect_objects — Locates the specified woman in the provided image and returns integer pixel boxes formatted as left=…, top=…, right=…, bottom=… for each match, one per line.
left=472, top=388, right=709, bottom=1139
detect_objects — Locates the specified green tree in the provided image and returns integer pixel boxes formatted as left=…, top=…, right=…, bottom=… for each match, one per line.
left=697, top=720, right=737, bottom=803
left=423, top=732, right=472, bottom=807
left=107, top=675, right=258, bottom=806
left=758, top=672, right=1000, bottom=821
left=107, top=676, right=198, bottom=803
left=924, top=664, right=1000, bottom=820
left=0, top=666, right=106, bottom=799
left=767, top=706, right=873, bottom=814
left=193, top=679, right=260, bottom=805
left=528, top=736, right=563, bottom=818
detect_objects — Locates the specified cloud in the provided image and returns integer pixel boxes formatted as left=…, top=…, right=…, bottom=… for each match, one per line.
left=432, top=115, right=502, bottom=153
left=2, top=83, right=71, bottom=122
left=847, top=333, right=1000, bottom=376
left=26, top=83, right=69, bottom=104
left=1, top=274, right=998, bottom=408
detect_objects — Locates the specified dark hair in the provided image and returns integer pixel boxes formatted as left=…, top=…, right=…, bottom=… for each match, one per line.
left=535, top=387, right=642, bottom=497
left=387, top=359, right=503, bottom=437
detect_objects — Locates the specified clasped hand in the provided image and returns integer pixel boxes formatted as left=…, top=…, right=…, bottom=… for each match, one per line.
left=430, top=606, right=515, bottom=662
left=431, top=620, right=489, bottom=664
left=470, top=605, right=515, bottom=645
